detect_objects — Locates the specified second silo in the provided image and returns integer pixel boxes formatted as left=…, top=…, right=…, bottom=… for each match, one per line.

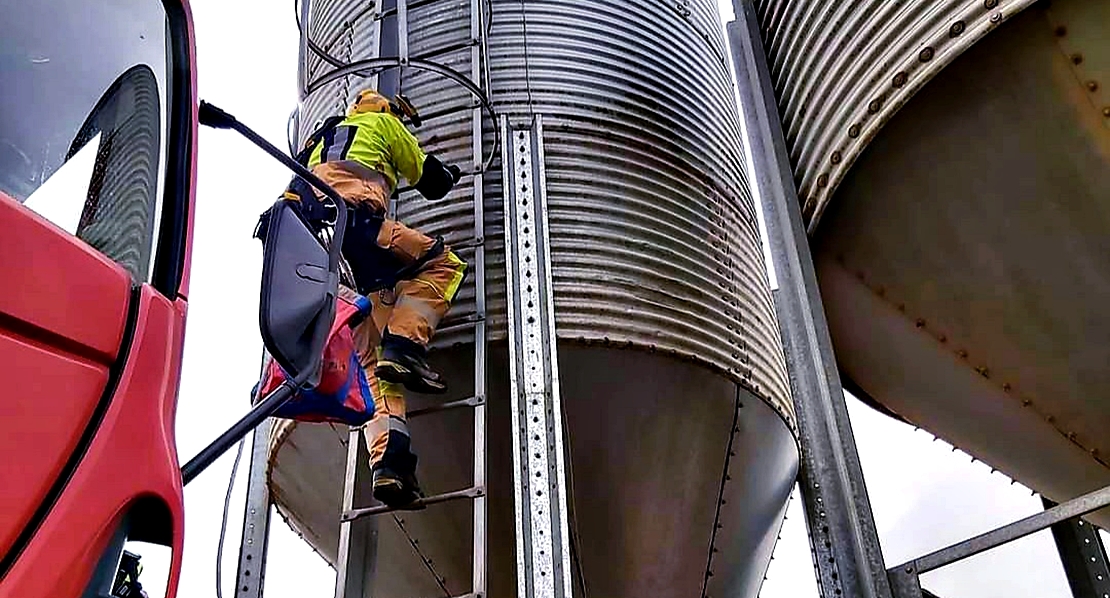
left=271, top=0, right=798, bottom=596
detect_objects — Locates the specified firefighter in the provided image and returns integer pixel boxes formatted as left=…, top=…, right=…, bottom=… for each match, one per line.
left=304, top=88, right=467, bottom=507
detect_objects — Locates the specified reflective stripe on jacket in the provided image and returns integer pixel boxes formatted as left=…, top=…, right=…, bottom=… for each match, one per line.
left=307, top=111, right=426, bottom=190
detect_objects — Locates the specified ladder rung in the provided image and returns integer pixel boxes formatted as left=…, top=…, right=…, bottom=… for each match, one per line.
left=395, top=168, right=481, bottom=198
left=437, top=313, right=485, bottom=335
left=414, top=39, right=477, bottom=63
left=375, top=0, right=441, bottom=20
left=408, top=395, right=484, bottom=418
left=342, top=486, right=484, bottom=522
left=447, top=236, right=484, bottom=250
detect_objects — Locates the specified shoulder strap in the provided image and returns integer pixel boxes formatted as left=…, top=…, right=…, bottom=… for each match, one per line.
left=294, top=115, right=346, bottom=166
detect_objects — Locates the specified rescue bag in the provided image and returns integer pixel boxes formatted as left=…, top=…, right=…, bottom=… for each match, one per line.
left=253, top=292, right=376, bottom=426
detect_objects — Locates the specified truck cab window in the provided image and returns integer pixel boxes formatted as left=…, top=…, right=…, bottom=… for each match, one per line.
left=0, top=1, right=170, bottom=283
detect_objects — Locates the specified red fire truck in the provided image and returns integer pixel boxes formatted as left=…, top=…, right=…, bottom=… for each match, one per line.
left=0, top=0, right=196, bottom=594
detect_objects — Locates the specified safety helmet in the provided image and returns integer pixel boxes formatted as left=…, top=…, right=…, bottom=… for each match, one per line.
left=348, top=88, right=423, bottom=127
left=349, top=89, right=392, bottom=117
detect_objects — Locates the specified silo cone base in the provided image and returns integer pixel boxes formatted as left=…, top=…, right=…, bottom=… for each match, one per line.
left=268, top=342, right=799, bottom=598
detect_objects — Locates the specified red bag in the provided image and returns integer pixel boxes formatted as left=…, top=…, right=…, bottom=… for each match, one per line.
left=254, top=294, right=376, bottom=426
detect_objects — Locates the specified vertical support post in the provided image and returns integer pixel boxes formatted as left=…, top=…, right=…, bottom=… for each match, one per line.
left=334, top=428, right=379, bottom=598
left=1043, top=498, right=1110, bottom=598
left=727, top=3, right=893, bottom=598
left=470, top=0, right=488, bottom=594
left=501, top=115, right=574, bottom=598
left=296, top=0, right=312, bottom=100
left=376, top=0, right=401, bottom=98
left=235, top=421, right=274, bottom=598
left=396, top=0, right=408, bottom=65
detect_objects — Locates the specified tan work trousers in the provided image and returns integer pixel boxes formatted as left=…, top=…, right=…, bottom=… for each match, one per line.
left=339, top=285, right=410, bottom=468
left=312, top=161, right=467, bottom=347
left=318, top=161, right=466, bottom=467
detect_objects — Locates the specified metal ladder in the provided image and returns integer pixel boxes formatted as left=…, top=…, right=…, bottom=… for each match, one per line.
left=315, top=0, right=491, bottom=595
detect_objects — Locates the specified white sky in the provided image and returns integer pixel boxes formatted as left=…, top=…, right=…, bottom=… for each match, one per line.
left=147, top=0, right=1083, bottom=597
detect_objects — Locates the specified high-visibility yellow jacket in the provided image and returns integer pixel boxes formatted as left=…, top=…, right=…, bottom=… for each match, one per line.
left=306, top=111, right=427, bottom=190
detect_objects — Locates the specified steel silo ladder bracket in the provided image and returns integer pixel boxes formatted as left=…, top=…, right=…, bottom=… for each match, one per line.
left=501, top=114, right=575, bottom=598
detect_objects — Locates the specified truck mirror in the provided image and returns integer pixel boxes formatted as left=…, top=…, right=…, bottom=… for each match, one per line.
left=258, top=199, right=335, bottom=387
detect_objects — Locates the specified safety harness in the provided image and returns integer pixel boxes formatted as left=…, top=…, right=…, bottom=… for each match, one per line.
left=253, top=115, right=445, bottom=295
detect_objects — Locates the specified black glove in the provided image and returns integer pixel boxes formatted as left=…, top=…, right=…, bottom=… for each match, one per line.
left=415, top=154, right=460, bottom=200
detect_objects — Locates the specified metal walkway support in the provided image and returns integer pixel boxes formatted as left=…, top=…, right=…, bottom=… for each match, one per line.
left=728, top=2, right=894, bottom=598
left=500, top=115, right=574, bottom=598
left=234, top=421, right=274, bottom=598
left=1043, top=498, right=1110, bottom=598
left=887, top=486, right=1110, bottom=598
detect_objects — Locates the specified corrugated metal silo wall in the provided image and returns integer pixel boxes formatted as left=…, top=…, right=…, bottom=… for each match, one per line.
left=301, top=0, right=794, bottom=422
left=749, top=0, right=1038, bottom=231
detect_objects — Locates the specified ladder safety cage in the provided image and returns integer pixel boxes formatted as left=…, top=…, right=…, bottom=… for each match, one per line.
left=291, top=0, right=496, bottom=596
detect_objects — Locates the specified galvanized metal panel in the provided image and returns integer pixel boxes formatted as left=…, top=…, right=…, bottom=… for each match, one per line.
left=812, top=0, right=1110, bottom=525
left=748, top=0, right=1042, bottom=231
left=268, top=345, right=798, bottom=597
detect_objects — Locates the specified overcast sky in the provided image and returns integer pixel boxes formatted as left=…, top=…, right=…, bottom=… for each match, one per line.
left=148, top=1, right=1081, bottom=596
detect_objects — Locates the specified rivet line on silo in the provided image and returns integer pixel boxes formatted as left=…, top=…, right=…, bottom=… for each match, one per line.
left=845, top=261, right=1109, bottom=469
left=1044, top=3, right=1108, bottom=121
left=702, top=390, right=744, bottom=597
left=806, top=0, right=1016, bottom=228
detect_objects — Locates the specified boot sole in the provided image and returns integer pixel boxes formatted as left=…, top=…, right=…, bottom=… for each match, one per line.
left=373, top=479, right=426, bottom=510
left=375, top=360, right=448, bottom=395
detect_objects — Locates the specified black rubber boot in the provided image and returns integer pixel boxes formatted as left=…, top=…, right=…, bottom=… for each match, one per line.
left=375, top=332, right=447, bottom=394
left=372, top=451, right=425, bottom=510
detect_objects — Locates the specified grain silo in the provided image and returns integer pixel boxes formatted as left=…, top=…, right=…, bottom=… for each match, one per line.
left=267, top=0, right=798, bottom=595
